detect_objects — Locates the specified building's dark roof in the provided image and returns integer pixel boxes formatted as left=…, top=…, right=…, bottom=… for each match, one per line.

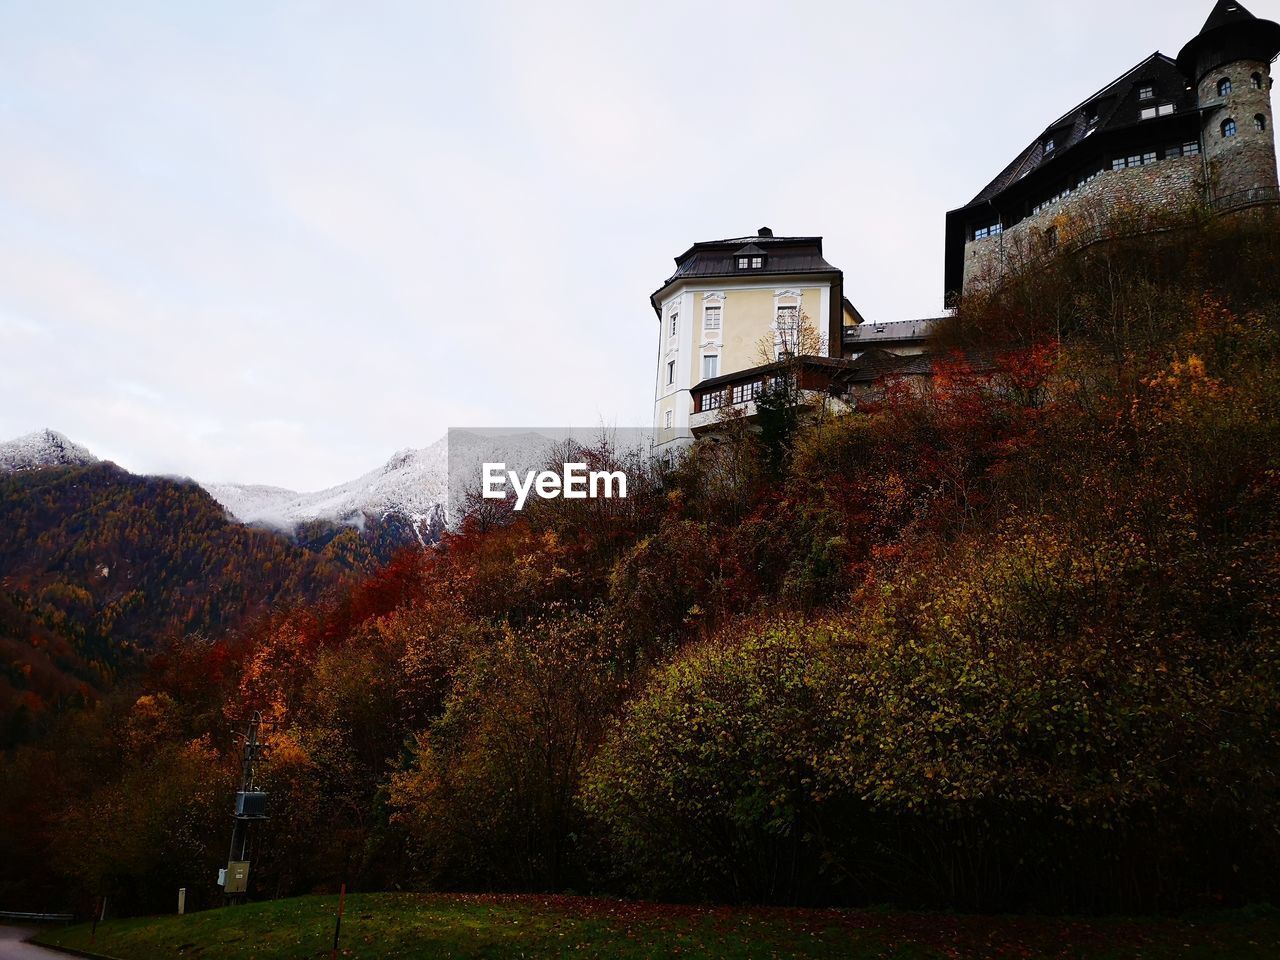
left=651, top=229, right=841, bottom=314
left=843, top=317, right=939, bottom=347
left=1176, top=0, right=1280, bottom=78
left=967, top=53, right=1195, bottom=207
left=1202, top=0, right=1258, bottom=31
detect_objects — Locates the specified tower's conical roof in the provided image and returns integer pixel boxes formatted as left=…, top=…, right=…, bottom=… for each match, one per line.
left=1177, top=0, right=1280, bottom=78
left=1201, top=0, right=1261, bottom=32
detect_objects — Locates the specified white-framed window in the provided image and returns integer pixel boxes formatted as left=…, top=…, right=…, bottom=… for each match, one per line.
left=669, top=310, right=678, bottom=338
left=664, top=409, right=673, bottom=429
left=702, top=354, right=719, bottom=381
left=666, top=360, right=675, bottom=385
left=775, top=303, right=800, bottom=359
left=702, top=304, right=722, bottom=334
left=1139, top=85, right=1154, bottom=100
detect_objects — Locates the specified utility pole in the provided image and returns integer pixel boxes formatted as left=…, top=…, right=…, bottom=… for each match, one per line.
left=221, top=711, right=272, bottom=905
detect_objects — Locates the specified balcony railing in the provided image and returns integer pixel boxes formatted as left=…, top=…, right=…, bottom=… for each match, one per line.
left=1211, top=186, right=1280, bottom=214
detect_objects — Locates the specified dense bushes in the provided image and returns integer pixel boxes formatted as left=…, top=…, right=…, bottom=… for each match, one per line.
left=391, top=614, right=623, bottom=891
left=590, top=507, right=1280, bottom=910
left=584, top=622, right=835, bottom=903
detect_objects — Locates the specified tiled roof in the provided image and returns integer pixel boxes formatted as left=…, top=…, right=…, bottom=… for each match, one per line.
left=968, top=53, right=1195, bottom=206
left=651, top=233, right=840, bottom=311
left=844, top=318, right=940, bottom=345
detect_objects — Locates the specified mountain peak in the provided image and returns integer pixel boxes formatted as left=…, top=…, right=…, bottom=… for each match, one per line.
left=0, top=429, right=99, bottom=472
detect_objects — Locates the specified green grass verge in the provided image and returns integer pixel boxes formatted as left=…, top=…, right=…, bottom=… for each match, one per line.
left=32, top=893, right=1280, bottom=960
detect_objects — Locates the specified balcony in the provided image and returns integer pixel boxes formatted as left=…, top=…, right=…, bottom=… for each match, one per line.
left=689, top=355, right=904, bottom=432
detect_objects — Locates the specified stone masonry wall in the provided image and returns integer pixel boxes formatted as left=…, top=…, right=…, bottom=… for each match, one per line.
left=962, top=155, right=1204, bottom=294
left=1199, top=59, right=1278, bottom=200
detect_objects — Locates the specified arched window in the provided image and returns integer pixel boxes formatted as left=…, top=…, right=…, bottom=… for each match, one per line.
left=1218, top=77, right=1233, bottom=96
left=1258, top=115, right=1269, bottom=132
left=1222, top=118, right=1238, bottom=138
left=1252, top=72, right=1265, bottom=90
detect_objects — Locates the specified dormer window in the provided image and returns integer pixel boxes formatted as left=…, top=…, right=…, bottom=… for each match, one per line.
left=737, top=255, right=764, bottom=270
left=1218, top=77, right=1233, bottom=97
left=1044, top=138, right=1055, bottom=154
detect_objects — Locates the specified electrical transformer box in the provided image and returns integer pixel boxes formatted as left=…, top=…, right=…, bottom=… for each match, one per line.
left=224, top=860, right=250, bottom=894
left=234, top=790, right=269, bottom=819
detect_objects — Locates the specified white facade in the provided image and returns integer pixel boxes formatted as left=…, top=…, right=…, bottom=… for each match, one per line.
left=651, top=278, right=835, bottom=449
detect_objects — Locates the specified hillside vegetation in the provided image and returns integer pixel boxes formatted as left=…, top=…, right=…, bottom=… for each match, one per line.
left=0, top=464, right=355, bottom=746
left=2, top=213, right=1278, bottom=918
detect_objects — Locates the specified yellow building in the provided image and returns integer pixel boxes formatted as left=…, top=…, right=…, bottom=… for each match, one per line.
left=649, top=228, right=863, bottom=447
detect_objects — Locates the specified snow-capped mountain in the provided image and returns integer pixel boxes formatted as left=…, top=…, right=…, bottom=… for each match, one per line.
left=1, top=427, right=605, bottom=548
left=200, top=430, right=566, bottom=544
left=0, top=429, right=99, bottom=472
left=203, top=438, right=451, bottom=545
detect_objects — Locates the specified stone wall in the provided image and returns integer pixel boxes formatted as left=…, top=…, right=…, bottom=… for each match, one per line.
left=1199, top=59, right=1278, bottom=200
left=962, top=155, right=1204, bottom=293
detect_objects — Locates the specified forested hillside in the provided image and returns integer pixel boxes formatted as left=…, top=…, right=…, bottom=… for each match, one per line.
left=1, top=214, right=1277, bottom=918
left=0, top=463, right=353, bottom=746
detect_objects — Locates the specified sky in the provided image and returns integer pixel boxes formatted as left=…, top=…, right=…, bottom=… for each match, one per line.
left=0, top=0, right=1240, bottom=490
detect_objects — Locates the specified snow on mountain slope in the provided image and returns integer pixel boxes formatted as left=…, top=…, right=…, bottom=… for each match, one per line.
left=202, top=430, right=573, bottom=543
left=0, top=427, right=598, bottom=547
left=0, top=429, right=99, bottom=472
left=203, top=436, right=451, bottom=542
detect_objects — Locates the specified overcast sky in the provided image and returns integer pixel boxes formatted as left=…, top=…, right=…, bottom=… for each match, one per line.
left=0, top=0, right=1240, bottom=490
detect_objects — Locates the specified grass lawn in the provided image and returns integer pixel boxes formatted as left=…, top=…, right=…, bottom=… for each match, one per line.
left=32, top=893, right=1280, bottom=960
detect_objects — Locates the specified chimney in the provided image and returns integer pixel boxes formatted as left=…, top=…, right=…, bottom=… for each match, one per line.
left=758, top=226, right=773, bottom=237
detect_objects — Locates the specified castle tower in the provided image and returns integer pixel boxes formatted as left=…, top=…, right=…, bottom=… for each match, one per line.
left=1177, top=0, right=1280, bottom=203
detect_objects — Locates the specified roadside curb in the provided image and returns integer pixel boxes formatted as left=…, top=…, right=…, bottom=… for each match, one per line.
left=26, top=937, right=127, bottom=960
